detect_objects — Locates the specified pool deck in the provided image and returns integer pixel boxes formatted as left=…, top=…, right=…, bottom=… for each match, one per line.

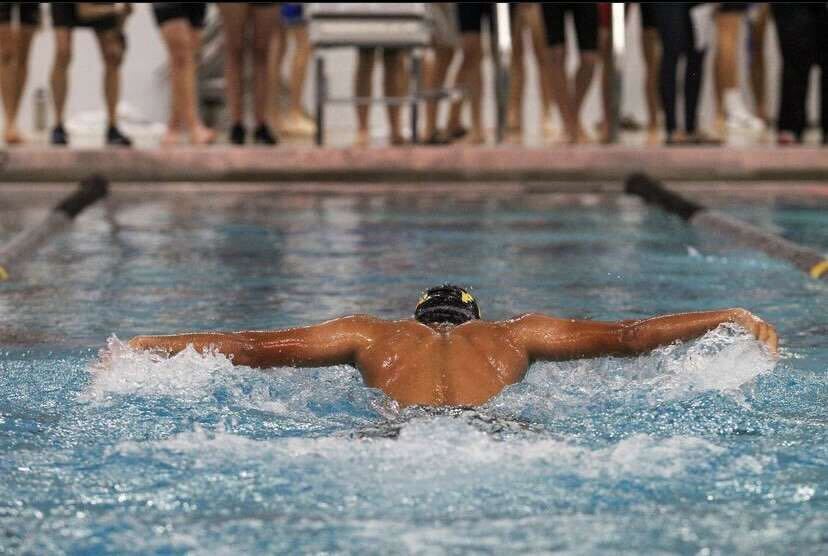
left=1, top=145, right=827, bottom=184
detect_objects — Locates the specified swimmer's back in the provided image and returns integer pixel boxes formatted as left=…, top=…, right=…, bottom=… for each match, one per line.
left=356, top=319, right=529, bottom=407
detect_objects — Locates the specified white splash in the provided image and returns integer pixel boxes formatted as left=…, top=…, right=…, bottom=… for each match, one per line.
left=84, top=336, right=245, bottom=402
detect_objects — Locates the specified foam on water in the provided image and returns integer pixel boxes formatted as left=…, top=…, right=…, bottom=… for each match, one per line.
left=90, top=325, right=776, bottom=488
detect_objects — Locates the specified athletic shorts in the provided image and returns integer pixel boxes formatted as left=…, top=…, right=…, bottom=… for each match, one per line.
left=639, top=3, right=657, bottom=29
left=457, top=2, right=493, bottom=34
left=720, top=3, right=749, bottom=13
left=152, top=3, right=207, bottom=29
left=542, top=3, right=598, bottom=51
left=50, top=3, right=119, bottom=31
left=0, top=3, right=40, bottom=26
left=281, top=3, right=304, bottom=26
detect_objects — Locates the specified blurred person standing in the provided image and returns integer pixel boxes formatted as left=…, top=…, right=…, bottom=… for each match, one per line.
left=353, top=46, right=406, bottom=146
left=153, top=3, right=216, bottom=146
left=770, top=3, right=827, bottom=145
left=747, top=3, right=770, bottom=126
left=653, top=3, right=718, bottom=145
left=422, top=2, right=460, bottom=144
left=541, top=2, right=599, bottom=144
left=597, top=3, right=662, bottom=144
left=714, top=3, right=764, bottom=135
left=507, top=3, right=556, bottom=142
left=0, top=3, right=39, bottom=145
left=49, top=2, right=133, bottom=147
left=269, top=3, right=314, bottom=137
left=218, top=2, right=279, bottom=145
left=448, top=2, right=495, bottom=145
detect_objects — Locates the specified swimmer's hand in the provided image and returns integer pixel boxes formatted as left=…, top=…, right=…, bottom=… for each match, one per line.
left=729, top=308, right=778, bottom=355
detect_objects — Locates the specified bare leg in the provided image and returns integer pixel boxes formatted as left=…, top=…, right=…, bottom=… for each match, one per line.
left=573, top=51, right=597, bottom=142
left=598, top=28, right=612, bottom=143
left=423, top=45, right=453, bottom=139
left=716, top=12, right=740, bottom=99
left=94, top=29, right=125, bottom=128
left=287, top=24, right=310, bottom=117
left=7, top=25, right=34, bottom=143
left=507, top=8, right=525, bottom=132
left=748, top=4, right=768, bottom=124
left=354, top=48, right=374, bottom=146
left=547, top=46, right=579, bottom=143
left=524, top=3, right=555, bottom=126
left=268, top=17, right=286, bottom=128
left=455, top=33, right=484, bottom=143
left=161, top=19, right=214, bottom=145
left=641, top=27, right=661, bottom=136
left=50, top=28, right=73, bottom=126
left=0, top=24, right=20, bottom=143
left=383, top=49, right=405, bottom=144
left=218, top=3, right=249, bottom=126
left=251, top=4, right=277, bottom=127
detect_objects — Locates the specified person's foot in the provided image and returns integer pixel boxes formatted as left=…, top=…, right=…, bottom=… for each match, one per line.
left=646, top=126, right=661, bottom=146
left=51, top=124, right=69, bottom=146
left=619, top=115, right=643, bottom=131
left=253, top=123, right=278, bottom=145
left=724, top=90, right=765, bottom=132
left=687, top=130, right=722, bottom=146
left=280, top=112, right=315, bottom=136
left=4, top=126, right=25, bottom=145
left=424, top=131, right=451, bottom=146
left=160, top=128, right=182, bottom=147
left=354, top=129, right=371, bottom=147
left=389, top=134, right=406, bottom=146
left=665, top=131, right=686, bottom=146
left=461, top=130, right=485, bottom=145
left=777, top=131, right=798, bottom=146
left=106, top=126, right=133, bottom=147
left=446, top=126, right=467, bottom=143
left=543, top=108, right=562, bottom=140
left=190, top=125, right=216, bottom=146
left=229, top=122, right=246, bottom=145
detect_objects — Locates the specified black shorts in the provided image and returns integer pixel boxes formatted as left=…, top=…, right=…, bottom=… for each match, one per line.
left=638, top=3, right=657, bottom=29
left=720, top=3, right=749, bottom=13
left=0, top=3, right=40, bottom=26
left=542, top=3, right=598, bottom=51
left=50, top=3, right=119, bottom=31
left=457, top=2, right=493, bottom=34
left=152, top=3, right=207, bottom=29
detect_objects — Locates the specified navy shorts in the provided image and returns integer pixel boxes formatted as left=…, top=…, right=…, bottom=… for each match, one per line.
left=50, top=3, right=118, bottom=32
left=542, top=3, right=598, bottom=51
left=152, top=3, right=208, bottom=29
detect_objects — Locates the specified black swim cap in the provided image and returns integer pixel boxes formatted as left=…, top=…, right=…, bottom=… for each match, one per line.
left=414, top=284, right=480, bottom=325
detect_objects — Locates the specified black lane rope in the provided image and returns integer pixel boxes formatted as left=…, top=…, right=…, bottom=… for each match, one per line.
left=0, top=174, right=109, bottom=281
left=625, top=172, right=828, bottom=280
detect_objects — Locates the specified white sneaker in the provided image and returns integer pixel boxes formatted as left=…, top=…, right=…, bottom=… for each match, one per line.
left=543, top=108, right=563, bottom=141
left=724, top=89, right=765, bottom=132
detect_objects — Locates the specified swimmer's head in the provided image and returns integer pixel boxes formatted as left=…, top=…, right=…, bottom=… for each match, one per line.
left=414, top=284, right=480, bottom=326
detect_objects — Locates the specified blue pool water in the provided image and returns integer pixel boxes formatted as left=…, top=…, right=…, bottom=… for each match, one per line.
left=1, top=185, right=826, bottom=554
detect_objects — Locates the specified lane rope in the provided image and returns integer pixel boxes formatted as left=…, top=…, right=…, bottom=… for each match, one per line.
left=624, top=172, right=828, bottom=281
left=0, top=174, right=108, bottom=281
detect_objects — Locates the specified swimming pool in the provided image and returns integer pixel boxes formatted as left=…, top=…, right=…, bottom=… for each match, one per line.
left=1, top=183, right=826, bottom=554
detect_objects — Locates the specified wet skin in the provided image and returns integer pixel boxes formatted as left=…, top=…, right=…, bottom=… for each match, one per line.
left=128, top=309, right=778, bottom=407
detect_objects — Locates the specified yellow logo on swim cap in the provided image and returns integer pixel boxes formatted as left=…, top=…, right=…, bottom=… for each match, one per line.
left=461, top=291, right=474, bottom=304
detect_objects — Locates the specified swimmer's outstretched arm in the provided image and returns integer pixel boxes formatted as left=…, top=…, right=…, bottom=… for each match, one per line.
left=507, top=308, right=778, bottom=360
left=127, top=315, right=381, bottom=368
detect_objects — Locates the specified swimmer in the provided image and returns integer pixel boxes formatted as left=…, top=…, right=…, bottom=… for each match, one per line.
left=128, top=284, right=778, bottom=407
